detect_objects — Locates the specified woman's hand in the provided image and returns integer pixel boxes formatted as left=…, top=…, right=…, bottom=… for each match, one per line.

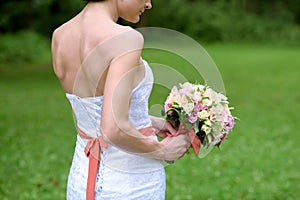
left=159, top=125, right=192, bottom=161
left=150, top=116, right=177, bottom=139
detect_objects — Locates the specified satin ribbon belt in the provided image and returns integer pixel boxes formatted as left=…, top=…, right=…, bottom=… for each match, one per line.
left=78, top=127, right=155, bottom=200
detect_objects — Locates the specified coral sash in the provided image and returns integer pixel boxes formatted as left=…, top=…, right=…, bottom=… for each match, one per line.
left=78, top=127, right=155, bottom=200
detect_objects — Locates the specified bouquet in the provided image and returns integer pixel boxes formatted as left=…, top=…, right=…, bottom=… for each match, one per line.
left=163, top=82, right=235, bottom=158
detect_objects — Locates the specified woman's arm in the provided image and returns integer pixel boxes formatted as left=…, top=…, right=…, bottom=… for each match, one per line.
left=100, top=29, right=190, bottom=161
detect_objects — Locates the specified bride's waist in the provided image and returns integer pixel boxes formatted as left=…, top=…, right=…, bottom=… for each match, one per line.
left=75, top=135, right=164, bottom=173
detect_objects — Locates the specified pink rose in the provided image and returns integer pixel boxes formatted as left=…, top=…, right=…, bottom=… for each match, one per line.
left=224, top=116, right=234, bottom=131
left=194, top=102, right=208, bottom=113
left=188, top=112, right=198, bottom=123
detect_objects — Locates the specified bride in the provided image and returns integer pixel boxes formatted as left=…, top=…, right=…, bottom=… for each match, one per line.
left=51, top=0, right=192, bottom=199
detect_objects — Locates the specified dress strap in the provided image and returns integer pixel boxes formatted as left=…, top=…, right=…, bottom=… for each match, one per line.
left=78, top=126, right=155, bottom=200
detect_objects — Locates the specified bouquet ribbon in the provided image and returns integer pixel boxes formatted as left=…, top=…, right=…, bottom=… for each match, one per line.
left=78, top=126, right=155, bottom=200
left=167, top=128, right=201, bottom=155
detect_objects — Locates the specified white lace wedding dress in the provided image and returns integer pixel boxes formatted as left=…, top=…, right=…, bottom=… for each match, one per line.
left=65, top=60, right=166, bottom=199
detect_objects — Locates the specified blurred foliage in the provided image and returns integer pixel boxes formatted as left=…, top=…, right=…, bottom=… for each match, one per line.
left=140, top=0, right=300, bottom=43
left=0, top=0, right=299, bottom=46
left=0, top=31, right=50, bottom=64
left=0, top=0, right=84, bottom=37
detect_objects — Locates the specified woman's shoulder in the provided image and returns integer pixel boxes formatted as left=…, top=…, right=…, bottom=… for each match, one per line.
left=87, top=24, right=144, bottom=58
left=97, top=24, right=144, bottom=47
left=51, top=17, right=80, bottom=45
left=108, top=26, right=144, bottom=57
left=113, top=25, right=142, bottom=37
left=116, top=26, right=144, bottom=45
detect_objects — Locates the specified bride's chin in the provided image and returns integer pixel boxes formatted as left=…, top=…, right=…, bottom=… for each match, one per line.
left=131, top=18, right=141, bottom=24
left=125, top=16, right=141, bottom=24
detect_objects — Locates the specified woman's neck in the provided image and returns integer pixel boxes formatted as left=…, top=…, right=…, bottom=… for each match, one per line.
left=82, top=1, right=119, bottom=23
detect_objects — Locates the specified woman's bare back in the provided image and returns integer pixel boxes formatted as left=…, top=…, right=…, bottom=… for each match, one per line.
left=51, top=8, right=141, bottom=97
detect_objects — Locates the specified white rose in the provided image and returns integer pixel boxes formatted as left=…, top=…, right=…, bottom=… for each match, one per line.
left=217, top=93, right=227, bottom=102
left=193, top=91, right=202, bottom=102
left=201, top=125, right=211, bottom=134
left=202, top=98, right=212, bottom=107
left=197, top=110, right=209, bottom=120
left=204, top=119, right=212, bottom=126
left=193, top=84, right=205, bottom=92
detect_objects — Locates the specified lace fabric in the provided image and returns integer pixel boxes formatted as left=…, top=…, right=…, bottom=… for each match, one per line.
left=67, top=135, right=166, bottom=200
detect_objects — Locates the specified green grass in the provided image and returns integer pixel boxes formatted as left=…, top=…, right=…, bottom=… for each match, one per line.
left=1, top=43, right=300, bottom=199
left=144, top=43, right=300, bottom=200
